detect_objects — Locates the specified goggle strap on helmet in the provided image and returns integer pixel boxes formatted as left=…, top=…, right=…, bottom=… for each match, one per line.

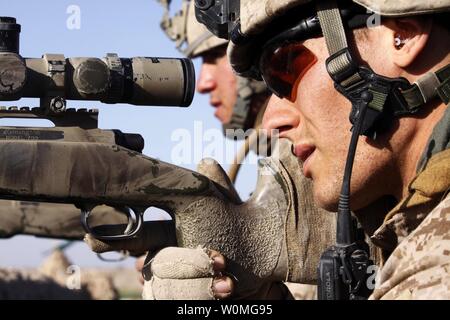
left=318, top=0, right=390, bottom=138
left=316, top=1, right=364, bottom=92
left=316, top=1, right=349, bottom=56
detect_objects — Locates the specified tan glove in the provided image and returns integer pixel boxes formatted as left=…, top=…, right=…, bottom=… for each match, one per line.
left=142, top=247, right=229, bottom=300
left=142, top=246, right=293, bottom=300
left=85, top=139, right=336, bottom=299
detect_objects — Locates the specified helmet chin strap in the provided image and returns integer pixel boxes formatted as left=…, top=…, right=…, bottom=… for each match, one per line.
left=316, top=0, right=450, bottom=300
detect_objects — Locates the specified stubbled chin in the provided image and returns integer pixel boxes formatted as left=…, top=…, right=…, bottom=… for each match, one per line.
left=312, top=182, right=340, bottom=212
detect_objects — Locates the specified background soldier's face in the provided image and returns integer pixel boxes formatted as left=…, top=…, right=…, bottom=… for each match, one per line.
left=196, top=45, right=238, bottom=125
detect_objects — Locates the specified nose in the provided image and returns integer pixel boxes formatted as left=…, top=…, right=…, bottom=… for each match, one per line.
left=262, top=95, right=300, bottom=140
left=196, top=63, right=216, bottom=94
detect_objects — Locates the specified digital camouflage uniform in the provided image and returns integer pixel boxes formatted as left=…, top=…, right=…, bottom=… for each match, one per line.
left=369, top=107, right=450, bottom=299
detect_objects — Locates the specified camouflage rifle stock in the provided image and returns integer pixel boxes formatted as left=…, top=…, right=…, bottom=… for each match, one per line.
left=0, top=200, right=128, bottom=240
left=0, top=16, right=195, bottom=243
left=0, top=81, right=194, bottom=244
left=0, top=113, right=233, bottom=240
left=0, top=106, right=137, bottom=241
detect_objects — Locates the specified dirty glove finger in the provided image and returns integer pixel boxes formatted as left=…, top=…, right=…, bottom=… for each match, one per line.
left=142, top=247, right=234, bottom=300
left=151, top=247, right=224, bottom=278
left=84, top=220, right=176, bottom=256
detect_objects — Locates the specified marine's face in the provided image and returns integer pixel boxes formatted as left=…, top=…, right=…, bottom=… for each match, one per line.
left=196, top=45, right=237, bottom=124
left=262, top=26, right=415, bottom=212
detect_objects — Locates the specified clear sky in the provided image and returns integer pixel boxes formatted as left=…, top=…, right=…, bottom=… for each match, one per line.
left=0, top=0, right=259, bottom=267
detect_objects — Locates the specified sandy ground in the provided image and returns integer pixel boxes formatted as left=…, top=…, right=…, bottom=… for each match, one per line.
left=0, top=250, right=142, bottom=300
left=0, top=250, right=317, bottom=300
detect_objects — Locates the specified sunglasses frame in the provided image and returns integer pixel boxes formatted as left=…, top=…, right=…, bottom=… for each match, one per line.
left=257, top=6, right=372, bottom=100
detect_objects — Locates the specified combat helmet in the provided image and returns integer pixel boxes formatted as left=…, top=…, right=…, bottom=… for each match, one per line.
left=158, top=0, right=227, bottom=57
left=225, top=0, right=450, bottom=138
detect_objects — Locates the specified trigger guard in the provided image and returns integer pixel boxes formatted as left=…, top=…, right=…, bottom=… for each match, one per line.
left=81, top=208, right=92, bottom=233
left=123, top=207, right=144, bottom=237
left=81, top=205, right=144, bottom=240
left=123, top=208, right=138, bottom=234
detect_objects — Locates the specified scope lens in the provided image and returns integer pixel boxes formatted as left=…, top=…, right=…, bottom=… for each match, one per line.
left=180, top=58, right=196, bottom=107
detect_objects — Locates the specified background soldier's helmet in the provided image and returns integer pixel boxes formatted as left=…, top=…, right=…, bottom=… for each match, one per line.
left=158, top=0, right=269, bottom=133
left=159, top=0, right=227, bottom=58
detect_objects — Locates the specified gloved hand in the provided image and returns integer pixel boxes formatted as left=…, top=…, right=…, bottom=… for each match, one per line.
left=141, top=246, right=295, bottom=299
left=142, top=247, right=234, bottom=300
left=85, top=139, right=336, bottom=299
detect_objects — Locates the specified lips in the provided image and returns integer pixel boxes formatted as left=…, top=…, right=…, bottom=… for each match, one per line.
left=293, top=144, right=315, bottom=162
left=209, top=100, right=223, bottom=120
left=210, top=100, right=221, bottom=108
left=293, top=144, right=316, bottom=177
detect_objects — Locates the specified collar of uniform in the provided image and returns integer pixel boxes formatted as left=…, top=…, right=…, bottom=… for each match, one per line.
left=370, top=148, right=450, bottom=261
left=417, top=105, right=450, bottom=171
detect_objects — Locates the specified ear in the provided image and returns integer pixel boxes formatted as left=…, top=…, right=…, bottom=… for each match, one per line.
left=386, top=17, right=432, bottom=68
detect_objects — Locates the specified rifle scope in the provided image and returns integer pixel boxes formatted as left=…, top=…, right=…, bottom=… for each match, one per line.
left=0, top=17, right=195, bottom=108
